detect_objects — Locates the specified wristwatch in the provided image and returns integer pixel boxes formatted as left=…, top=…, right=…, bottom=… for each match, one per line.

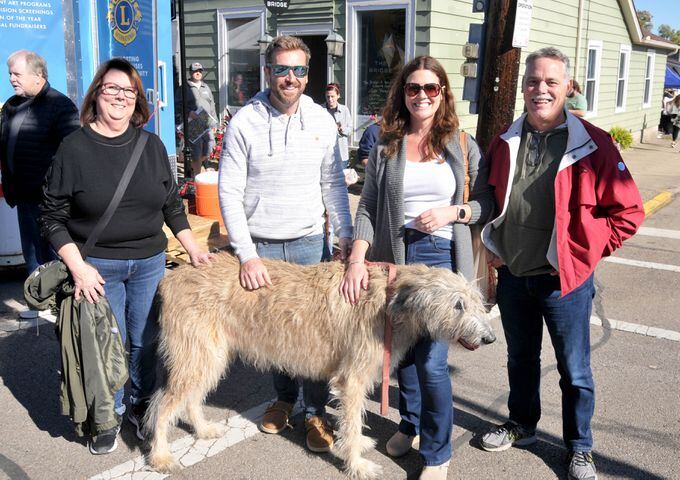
left=458, top=206, right=467, bottom=221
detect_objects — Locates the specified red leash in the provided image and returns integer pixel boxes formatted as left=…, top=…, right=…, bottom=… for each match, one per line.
left=364, top=261, right=397, bottom=416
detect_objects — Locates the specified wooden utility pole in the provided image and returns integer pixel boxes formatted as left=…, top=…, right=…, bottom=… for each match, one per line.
left=475, top=0, right=522, bottom=153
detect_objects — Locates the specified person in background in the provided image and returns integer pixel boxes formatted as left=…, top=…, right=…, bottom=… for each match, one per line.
left=669, top=94, right=680, bottom=149
left=657, top=89, right=674, bottom=138
left=357, top=120, right=381, bottom=167
left=0, top=49, right=80, bottom=320
left=228, top=73, right=247, bottom=107
left=565, top=79, right=587, bottom=117
left=340, top=55, right=493, bottom=480
left=323, top=83, right=353, bottom=168
left=479, top=47, right=644, bottom=480
left=40, top=58, right=213, bottom=455
left=219, top=35, right=353, bottom=455
left=184, top=62, right=217, bottom=177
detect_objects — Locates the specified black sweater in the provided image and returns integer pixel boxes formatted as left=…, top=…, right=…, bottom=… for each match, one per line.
left=40, top=125, right=190, bottom=259
left=0, top=82, right=80, bottom=205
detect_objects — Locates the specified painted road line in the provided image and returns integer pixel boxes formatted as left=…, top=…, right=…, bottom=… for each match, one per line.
left=90, top=399, right=302, bottom=480
left=636, top=226, right=680, bottom=240
left=643, top=191, right=672, bottom=216
left=603, top=256, right=680, bottom=273
left=590, top=316, right=680, bottom=342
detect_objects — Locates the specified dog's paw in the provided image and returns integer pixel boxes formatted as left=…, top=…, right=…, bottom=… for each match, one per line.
left=346, top=458, right=383, bottom=480
left=147, top=451, right=180, bottom=473
left=195, top=422, right=227, bottom=440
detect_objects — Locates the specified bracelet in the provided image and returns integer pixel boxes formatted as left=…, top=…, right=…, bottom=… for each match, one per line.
left=348, top=260, right=363, bottom=265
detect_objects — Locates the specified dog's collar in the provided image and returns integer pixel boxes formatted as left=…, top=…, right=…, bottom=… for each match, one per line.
left=364, top=261, right=397, bottom=416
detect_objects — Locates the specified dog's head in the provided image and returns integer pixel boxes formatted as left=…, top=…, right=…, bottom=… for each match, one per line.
left=389, top=265, right=496, bottom=349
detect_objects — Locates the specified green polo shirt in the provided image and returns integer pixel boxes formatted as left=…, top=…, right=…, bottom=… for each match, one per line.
left=490, top=120, right=568, bottom=276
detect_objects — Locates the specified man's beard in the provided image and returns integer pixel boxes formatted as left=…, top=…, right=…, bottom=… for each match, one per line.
left=270, top=80, right=303, bottom=109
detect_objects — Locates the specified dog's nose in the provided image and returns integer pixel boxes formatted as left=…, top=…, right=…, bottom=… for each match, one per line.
left=483, top=332, right=496, bottom=344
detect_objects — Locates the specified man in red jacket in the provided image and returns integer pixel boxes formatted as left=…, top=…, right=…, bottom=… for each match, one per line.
left=479, top=47, right=644, bottom=480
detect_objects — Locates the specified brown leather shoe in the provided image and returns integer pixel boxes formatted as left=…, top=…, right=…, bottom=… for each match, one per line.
left=304, top=416, right=334, bottom=453
left=259, top=401, right=294, bottom=434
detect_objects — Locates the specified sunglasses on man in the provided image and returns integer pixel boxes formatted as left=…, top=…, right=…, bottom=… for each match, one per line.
left=267, top=64, right=309, bottom=78
left=404, top=83, right=443, bottom=98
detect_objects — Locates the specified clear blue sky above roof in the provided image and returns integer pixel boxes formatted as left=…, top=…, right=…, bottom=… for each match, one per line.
left=633, top=0, right=680, bottom=35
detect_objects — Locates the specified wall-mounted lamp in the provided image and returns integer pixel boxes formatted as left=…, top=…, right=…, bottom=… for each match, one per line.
left=258, top=33, right=274, bottom=55
left=325, top=31, right=345, bottom=60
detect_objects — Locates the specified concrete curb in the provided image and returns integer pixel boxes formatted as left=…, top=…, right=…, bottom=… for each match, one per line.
left=643, top=190, right=673, bottom=217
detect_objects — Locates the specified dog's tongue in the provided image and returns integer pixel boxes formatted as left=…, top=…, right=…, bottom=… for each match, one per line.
left=458, top=339, right=479, bottom=351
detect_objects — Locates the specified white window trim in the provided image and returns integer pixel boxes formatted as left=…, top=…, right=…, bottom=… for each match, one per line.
left=277, top=23, right=335, bottom=85
left=642, top=49, right=655, bottom=108
left=216, top=6, right=267, bottom=114
left=583, top=40, right=602, bottom=119
left=615, top=44, right=632, bottom=114
left=346, top=0, right=415, bottom=145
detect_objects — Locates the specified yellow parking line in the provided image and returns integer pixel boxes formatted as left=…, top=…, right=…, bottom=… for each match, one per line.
left=644, top=191, right=673, bottom=217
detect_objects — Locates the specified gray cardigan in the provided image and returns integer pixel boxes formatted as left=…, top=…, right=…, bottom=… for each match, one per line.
left=353, top=132, right=494, bottom=281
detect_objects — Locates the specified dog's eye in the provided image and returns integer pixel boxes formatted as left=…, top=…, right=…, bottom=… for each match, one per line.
left=454, top=300, right=464, bottom=310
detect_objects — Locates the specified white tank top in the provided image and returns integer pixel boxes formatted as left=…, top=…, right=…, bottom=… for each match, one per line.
left=403, top=159, right=456, bottom=240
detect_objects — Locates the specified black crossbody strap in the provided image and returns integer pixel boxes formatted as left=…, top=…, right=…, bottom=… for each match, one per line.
left=81, top=130, right=149, bottom=259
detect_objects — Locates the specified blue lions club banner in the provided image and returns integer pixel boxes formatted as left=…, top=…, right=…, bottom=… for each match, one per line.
left=96, top=0, right=156, bottom=132
left=0, top=0, right=68, bottom=101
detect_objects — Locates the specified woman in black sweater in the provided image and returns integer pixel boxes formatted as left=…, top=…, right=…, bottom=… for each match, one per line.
left=40, top=58, right=212, bottom=455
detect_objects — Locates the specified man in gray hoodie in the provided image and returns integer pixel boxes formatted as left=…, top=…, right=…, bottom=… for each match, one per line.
left=218, top=35, right=353, bottom=454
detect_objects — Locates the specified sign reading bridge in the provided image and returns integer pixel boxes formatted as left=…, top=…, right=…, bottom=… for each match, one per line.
left=263, top=0, right=289, bottom=14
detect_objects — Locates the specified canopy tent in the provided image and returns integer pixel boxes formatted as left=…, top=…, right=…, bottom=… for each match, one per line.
left=665, top=65, right=680, bottom=89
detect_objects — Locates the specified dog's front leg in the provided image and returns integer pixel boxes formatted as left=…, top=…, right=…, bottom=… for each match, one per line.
left=331, top=373, right=382, bottom=480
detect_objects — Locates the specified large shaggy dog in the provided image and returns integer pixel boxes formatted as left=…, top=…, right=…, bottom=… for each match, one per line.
left=146, top=252, right=495, bottom=479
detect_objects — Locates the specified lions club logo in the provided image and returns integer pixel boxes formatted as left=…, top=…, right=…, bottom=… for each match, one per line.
left=108, top=0, right=142, bottom=46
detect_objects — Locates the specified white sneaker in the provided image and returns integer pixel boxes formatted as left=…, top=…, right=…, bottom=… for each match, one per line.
left=419, top=462, right=450, bottom=480
left=19, top=310, right=39, bottom=319
left=671, top=142, right=677, bottom=148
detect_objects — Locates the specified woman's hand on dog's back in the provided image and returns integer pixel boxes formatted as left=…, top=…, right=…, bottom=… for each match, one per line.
left=340, top=240, right=371, bottom=304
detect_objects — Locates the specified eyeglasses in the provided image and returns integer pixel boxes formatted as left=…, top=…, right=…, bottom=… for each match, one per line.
left=101, top=83, right=137, bottom=100
left=404, top=83, right=443, bottom=98
left=266, top=64, right=309, bottom=78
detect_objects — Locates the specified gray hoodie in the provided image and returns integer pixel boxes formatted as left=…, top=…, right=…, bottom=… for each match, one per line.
left=218, top=90, right=353, bottom=262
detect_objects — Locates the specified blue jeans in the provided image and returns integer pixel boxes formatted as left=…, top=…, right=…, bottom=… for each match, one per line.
left=496, top=266, right=596, bottom=452
left=253, top=233, right=330, bottom=418
left=87, top=251, right=166, bottom=414
left=397, top=229, right=455, bottom=466
left=17, top=202, right=56, bottom=275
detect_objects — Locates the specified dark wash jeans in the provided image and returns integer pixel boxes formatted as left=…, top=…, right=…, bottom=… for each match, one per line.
left=496, top=266, right=596, bottom=452
left=17, top=202, right=57, bottom=275
left=397, top=229, right=456, bottom=466
left=87, top=251, right=166, bottom=414
left=253, top=233, right=330, bottom=418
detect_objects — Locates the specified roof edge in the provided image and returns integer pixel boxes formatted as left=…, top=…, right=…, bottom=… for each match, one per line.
left=620, top=0, right=678, bottom=52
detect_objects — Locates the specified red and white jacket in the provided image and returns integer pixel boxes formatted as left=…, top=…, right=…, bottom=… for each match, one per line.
left=481, top=112, right=645, bottom=297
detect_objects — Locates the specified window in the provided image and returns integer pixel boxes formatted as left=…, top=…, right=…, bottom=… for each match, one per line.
left=356, top=9, right=406, bottom=118
left=347, top=0, right=413, bottom=143
left=217, top=7, right=266, bottom=116
left=584, top=40, right=602, bottom=116
left=616, top=45, right=631, bottom=112
left=643, top=50, right=655, bottom=107
left=225, top=18, right=260, bottom=112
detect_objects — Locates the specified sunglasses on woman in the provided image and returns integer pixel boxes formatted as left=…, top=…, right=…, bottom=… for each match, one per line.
left=266, top=64, right=309, bottom=78
left=404, top=83, right=443, bottom=98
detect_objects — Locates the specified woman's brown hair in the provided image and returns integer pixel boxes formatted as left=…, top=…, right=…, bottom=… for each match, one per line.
left=80, top=58, right=150, bottom=128
left=380, top=56, right=459, bottom=159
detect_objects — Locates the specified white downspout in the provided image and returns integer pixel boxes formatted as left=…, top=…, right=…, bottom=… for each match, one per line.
left=574, top=0, right=585, bottom=80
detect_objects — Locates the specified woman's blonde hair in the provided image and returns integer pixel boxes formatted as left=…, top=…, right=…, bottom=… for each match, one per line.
left=380, top=56, right=459, bottom=159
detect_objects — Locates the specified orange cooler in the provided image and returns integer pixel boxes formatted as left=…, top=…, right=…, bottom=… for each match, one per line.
left=194, top=171, right=223, bottom=226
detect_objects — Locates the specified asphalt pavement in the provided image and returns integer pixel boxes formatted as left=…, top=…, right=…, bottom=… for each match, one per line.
left=0, top=135, right=679, bottom=480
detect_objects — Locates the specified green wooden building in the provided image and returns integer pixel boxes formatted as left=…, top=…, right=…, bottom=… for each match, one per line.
left=179, top=0, right=677, bottom=143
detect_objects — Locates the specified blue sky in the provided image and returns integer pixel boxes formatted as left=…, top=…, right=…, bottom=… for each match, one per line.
left=633, top=0, right=680, bottom=35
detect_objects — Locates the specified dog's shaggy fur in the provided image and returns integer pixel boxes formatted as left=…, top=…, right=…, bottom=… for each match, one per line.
left=146, top=252, right=495, bottom=479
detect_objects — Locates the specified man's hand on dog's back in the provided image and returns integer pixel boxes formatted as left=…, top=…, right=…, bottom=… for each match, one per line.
left=240, top=258, right=272, bottom=290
